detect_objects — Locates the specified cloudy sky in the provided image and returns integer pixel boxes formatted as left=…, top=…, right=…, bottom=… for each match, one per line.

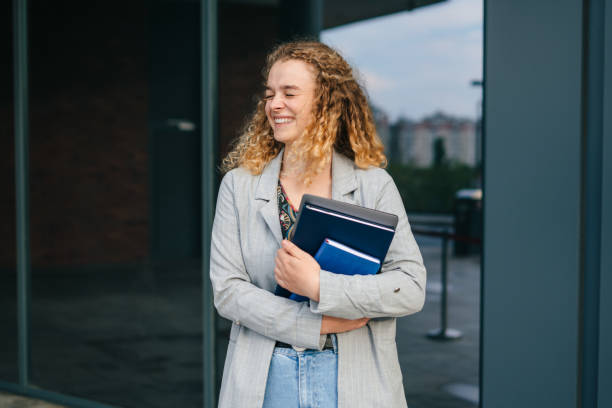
left=321, top=0, right=483, bottom=122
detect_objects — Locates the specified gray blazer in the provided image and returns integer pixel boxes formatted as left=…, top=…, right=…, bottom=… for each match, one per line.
left=210, top=149, right=426, bottom=408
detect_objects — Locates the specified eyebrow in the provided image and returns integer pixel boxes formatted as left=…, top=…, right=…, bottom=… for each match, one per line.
left=264, top=85, right=301, bottom=92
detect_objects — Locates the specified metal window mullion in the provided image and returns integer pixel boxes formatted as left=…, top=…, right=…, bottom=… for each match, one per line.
left=13, top=0, right=30, bottom=390
left=201, top=0, right=218, bottom=407
left=579, top=0, right=604, bottom=406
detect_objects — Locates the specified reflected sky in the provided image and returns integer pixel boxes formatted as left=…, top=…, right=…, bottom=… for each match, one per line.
left=322, top=0, right=483, bottom=121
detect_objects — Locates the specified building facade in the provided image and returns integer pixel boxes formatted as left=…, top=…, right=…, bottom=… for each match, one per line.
left=1, top=1, right=610, bottom=408
left=393, top=112, right=477, bottom=167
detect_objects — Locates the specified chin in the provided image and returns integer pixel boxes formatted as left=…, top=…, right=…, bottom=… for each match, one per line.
left=273, top=133, right=298, bottom=145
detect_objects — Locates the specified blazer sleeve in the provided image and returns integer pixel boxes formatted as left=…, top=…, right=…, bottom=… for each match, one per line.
left=210, top=172, right=327, bottom=350
left=309, top=177, right=427, bottom=320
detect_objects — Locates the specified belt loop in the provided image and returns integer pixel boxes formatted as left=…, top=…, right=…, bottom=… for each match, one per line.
left=331, top=334, right=338, bottom=354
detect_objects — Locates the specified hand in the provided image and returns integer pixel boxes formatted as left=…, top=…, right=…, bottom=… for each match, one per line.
left=275, top=240, right=321, bottom=301
left=320, top=315, right=370, bottom=334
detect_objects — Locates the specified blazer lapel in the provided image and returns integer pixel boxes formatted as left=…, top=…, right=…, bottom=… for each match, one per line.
left=331, top=149, right=358, bottom=203
left=256, top=148, right=359, bottom=246
left=256, top=149, right=284, bottom=246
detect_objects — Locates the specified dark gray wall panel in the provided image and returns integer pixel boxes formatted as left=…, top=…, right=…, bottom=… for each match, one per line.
left=598, top=0, right=612, bottom=406
left=482, top=1, right=582, bottom=407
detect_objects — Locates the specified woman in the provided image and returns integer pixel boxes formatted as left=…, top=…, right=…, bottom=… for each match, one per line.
left=210, top=41, right=426, bottom=408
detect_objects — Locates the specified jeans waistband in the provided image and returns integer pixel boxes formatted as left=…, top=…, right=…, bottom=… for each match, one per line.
left=275, top=334, right=337, bottom=354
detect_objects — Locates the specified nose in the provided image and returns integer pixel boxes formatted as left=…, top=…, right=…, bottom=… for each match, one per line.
left=269, top=94, right=284, bottom=110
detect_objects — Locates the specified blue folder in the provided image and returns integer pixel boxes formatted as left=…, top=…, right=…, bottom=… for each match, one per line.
left=289, top=238, right=381, bottom=302
left=276, top=194, right=398, bottom=300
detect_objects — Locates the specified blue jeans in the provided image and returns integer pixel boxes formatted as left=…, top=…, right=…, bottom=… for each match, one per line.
left=262, top=335, right=338, bottom=408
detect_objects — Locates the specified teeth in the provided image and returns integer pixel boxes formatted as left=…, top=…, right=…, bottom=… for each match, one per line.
left=274, top=118, right=292, bottom=124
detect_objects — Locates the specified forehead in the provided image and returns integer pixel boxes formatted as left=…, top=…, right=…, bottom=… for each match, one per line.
left=266, top=59, right=316, bottom=88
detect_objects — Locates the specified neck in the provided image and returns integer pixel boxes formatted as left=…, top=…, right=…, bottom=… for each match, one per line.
left=281, top=145, right=332, bottom=183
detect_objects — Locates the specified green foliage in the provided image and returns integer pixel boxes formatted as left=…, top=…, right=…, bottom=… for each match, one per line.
left=387, top=161, right=479, bottom=213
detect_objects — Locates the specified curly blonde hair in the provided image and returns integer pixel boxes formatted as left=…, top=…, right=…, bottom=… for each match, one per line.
left=221, top=41, right=387, bottom=182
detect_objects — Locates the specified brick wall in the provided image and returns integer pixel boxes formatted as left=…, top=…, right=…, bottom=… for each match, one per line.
left=26, top=1, right=149, bottom=267
left=218, top=4, right=280, bottom=161
left=1, top=1, right=283, bottom=268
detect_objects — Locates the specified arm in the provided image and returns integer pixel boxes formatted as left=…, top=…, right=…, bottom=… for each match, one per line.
left=210, top=172, right=327, bottom=350
left=308, top=178, right=427, bottom=320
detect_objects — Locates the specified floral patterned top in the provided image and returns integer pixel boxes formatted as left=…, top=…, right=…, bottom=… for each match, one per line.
left=277, top=180, right=298, bottom=240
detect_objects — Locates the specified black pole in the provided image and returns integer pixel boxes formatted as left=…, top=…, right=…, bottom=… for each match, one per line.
left=14, top=0, right=31, bottom=389
left=427, top=229, right=462, bottom=341
left=441, top=232, right=448, bottom=331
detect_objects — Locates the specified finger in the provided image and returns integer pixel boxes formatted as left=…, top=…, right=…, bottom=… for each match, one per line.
left=276, top=247, right=289, bottom=261
left=276, top=252, right=289, bottom=269
left=285, top=255, right=297, bottom=268
left=281, top=240, right=303, bottom=258
left=276, top=264, right=289, bottom=282
left=274, top=267, right=284, bottom=285
left=279, top=252, right=296, bottom=271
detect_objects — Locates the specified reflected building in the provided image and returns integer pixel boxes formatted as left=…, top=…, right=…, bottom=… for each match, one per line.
left=391, top=112, right=476, bottom=167
left=392, top=117, right=416, bottom=165
left=371, top=105, right=392, bottom=154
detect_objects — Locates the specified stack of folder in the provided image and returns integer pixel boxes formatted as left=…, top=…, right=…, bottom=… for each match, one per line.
left=275, top=194, right=399, bottom=302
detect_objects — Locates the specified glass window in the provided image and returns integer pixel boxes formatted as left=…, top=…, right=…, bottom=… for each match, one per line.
left=323, top=1, right=483, bottom=406
left=28, top=1, right=202, bottom=406
left=215, top=1, right=284, bottom=381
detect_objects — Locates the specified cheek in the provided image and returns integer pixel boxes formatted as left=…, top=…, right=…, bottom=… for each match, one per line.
left=294, top=102, right=311, bottom=120
left=300, top=98, right=315, bottom=118
left=299, top=106, right=314, bottom=126
left=264, top=105, right=273, bottom=124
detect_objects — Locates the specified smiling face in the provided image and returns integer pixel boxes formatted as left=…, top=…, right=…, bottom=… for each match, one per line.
left=264, top=59, right=317, bottom=148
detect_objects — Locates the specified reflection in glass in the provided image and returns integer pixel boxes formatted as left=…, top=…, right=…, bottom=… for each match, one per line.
left=28, top=1, right=202, bottom=406
left=323, top=1, right=482, bottom=406
left=0, top=0, right=18, bottom=384
left=215, top=1, right=284, bottom=389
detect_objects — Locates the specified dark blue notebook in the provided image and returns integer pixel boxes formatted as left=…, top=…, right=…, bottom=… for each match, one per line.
left=276, top=194, right=398, bottom=300
left=290, top=238, right=381, bottom=302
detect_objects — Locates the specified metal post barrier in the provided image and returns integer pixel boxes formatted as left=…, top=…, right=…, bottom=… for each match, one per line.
left=426, top=229, right=462, bottom=341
